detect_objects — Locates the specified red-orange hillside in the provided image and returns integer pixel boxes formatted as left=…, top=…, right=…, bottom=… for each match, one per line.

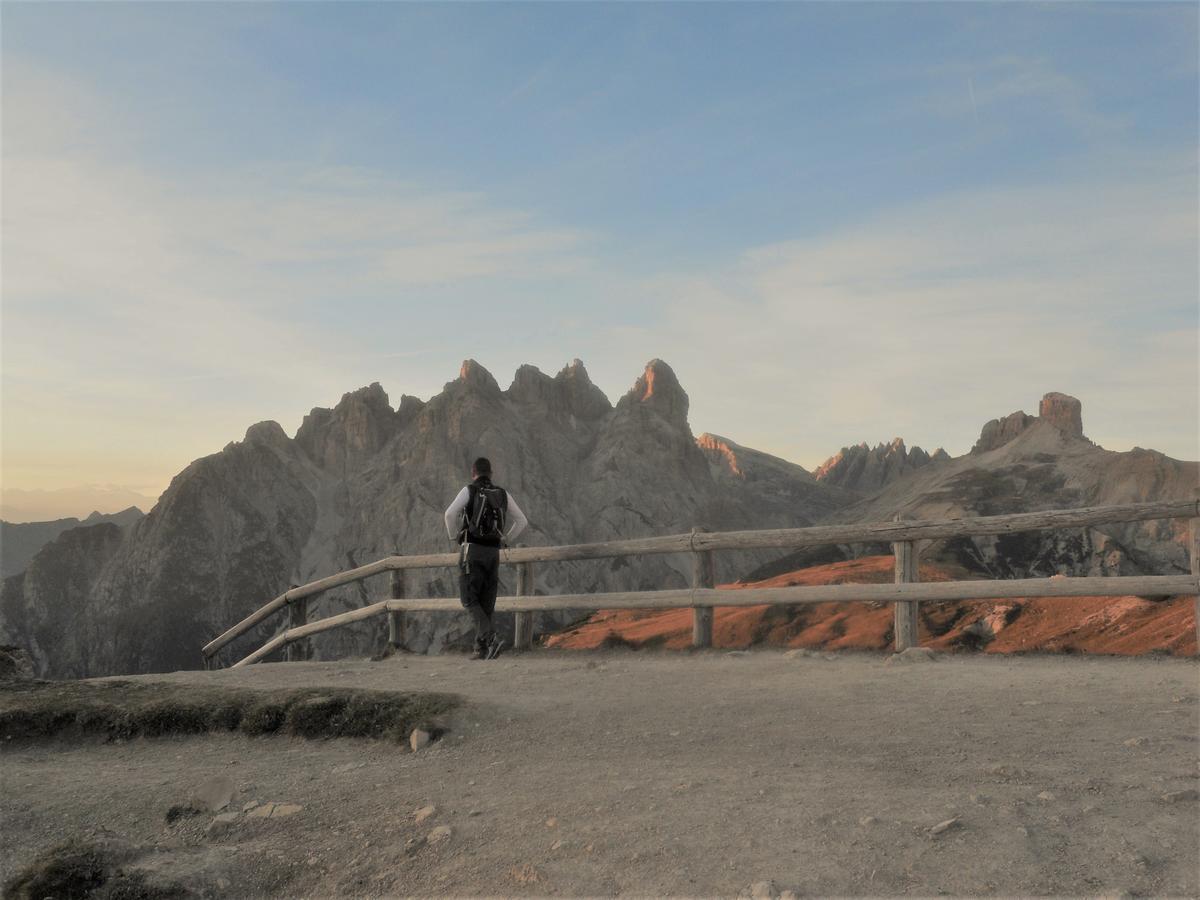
left=544, top=556, right=1198, bottom=656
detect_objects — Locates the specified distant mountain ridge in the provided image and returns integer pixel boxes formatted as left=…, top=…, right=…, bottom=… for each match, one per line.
left=1, top=360, right=851, bottom=678
left=0, top=507, right=144, bottom=579
left=2, top=371, right=1194, bottom=680
left=813, top=438, right=950, bottom=493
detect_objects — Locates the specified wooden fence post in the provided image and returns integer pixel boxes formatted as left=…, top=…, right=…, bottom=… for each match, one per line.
left=893, top=514, right=919, bottom=651
left=1191, top=488, right=1199, bottom=656
left=692, top=527, right=715, bottom=649
left=286, top=590, right=307, bottom=662
left=388, top=568, right=405, bottom=648
left=514, top=559, right=534, bottom=652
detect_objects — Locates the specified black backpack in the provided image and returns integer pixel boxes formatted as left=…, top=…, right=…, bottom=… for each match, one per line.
left=461, top=481, right=507, bottom=544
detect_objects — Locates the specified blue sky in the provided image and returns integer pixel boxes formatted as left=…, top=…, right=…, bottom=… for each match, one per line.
left=3, top=2, right=1197, bottom=520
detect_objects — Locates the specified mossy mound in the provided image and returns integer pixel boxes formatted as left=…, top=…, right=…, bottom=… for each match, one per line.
left=0, top=680, right=458, bottom=744
left=3, top=840, right=191, bottom=900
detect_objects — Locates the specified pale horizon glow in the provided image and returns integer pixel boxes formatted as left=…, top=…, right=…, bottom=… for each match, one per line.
left=2, top=3, right=1197, bottom=522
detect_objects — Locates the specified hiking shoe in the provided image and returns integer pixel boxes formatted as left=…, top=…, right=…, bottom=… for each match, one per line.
left=469, top=640, right=487, bottom=661
left=485, top=635, right=506, bottom=660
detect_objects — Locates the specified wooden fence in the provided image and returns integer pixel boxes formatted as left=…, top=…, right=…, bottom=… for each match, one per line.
left=201, top=497, right=1200, bottom=669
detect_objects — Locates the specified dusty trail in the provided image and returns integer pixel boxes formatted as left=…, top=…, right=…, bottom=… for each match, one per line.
left=3, top=649, right=1198, bottom=897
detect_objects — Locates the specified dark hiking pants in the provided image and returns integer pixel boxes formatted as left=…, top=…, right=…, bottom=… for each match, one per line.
left=459, top=542, right=500, bottom=646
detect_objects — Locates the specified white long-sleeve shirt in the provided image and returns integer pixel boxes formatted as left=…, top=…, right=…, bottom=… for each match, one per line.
left=444, top=483, right=529, bottom=544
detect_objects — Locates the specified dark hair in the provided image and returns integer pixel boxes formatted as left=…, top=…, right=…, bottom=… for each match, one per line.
left=472, top=457, right=492, bottom=477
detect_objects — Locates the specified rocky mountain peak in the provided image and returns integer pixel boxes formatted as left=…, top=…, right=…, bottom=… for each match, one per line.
left=696, top=433, right=744, bottom=477
left=458, top=359, right=502, bottom=395
left=1039, top=392, right=1084, bottom=439
left=620, top=359, right=689, bottom=424
left=505, top=361, right=612, bottom=421
left=243, top=420, right=291, bottom=451
left=295, top=382, right=399, bottom=470
left=555, top=359, right=611, bottom=420
left=972, top=392, right=1087, bottom=454
left=814, top=437, right=947, bottom=493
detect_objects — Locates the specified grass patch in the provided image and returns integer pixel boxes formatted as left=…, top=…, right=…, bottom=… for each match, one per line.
left=0, top=679, right=459, bottom=744
left=4, top=840, right=191, bottom=900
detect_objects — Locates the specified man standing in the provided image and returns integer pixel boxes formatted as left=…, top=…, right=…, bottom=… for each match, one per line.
left=444, top=457, right=529, bottom=659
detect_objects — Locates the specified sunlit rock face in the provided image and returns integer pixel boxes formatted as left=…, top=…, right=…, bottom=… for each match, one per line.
left=813, top=438, right=949, bottom=493
left=1, top=359, right=852, bottom=677
left=823, top=392, right=1196, bottom=580
left=972, top=392, right=1090, bottom=455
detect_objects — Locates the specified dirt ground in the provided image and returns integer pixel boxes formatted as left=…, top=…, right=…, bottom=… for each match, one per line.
left=2, top=649, right=1198, bottom=898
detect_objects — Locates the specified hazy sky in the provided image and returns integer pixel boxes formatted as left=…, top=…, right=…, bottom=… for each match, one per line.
left=3, top=2, right=1197, bottom=521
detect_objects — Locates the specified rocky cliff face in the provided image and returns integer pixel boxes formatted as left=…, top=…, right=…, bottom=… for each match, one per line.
left=972, top=391, right=1090, bottom=454
left=813, top=439, right=950, bottom=494
left=2, top=359, right=854, bottom=677
left=1, top=507, right=143, bottom=579
left=832, top=393, right=1196, bottom=578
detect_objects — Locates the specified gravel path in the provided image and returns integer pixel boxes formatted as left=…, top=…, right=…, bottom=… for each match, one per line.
left=3, top=649, right=1198, bottom=897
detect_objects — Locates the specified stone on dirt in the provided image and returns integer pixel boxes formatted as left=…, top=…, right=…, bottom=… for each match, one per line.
left=191, top=775, right=236, bottom=812
left=1162, top=789, right=1199, bottom=803
left=427, top=825, right=452, bottom=844
left=246, top=803, right=275, bottom=819
left=745, top=880, right=778, bottom=899
left=1037, top=791, right=1057, bottom=801
left=205, top=812, right=240, bottom=835
left=885, top=647, right=938, bottom=666
left=410, top=729, right=432, bottom=751
left=272, top=804, right=302, bottom=817
left=413, top=805, right=436, bottom=824
left=929, top=816, right=961, bottom=835
left=1123, top=737, right=1148, bottom=747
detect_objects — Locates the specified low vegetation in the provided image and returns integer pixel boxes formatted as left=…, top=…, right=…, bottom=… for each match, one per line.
left=0, top=679, right=458, bottom=744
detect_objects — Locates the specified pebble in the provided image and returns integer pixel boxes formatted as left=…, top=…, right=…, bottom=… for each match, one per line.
left=427, top=825, right=452, bottom=844
left=191, top=775, right=236, bottom=813
left=550, top=840, right=563, bottom=851
left=748, top=880, right=777, bottom=899
left=858, top=816, right=878, bottom=826
left=246, top=803, right=275, bottom=819
left=545, top=817, right=558, bottom=828
left=885, top=647, right=938, bottom=666
left=1162, top=789, right=1199, bottom=803
left=205, top=812, right=240, bottom=834
left=413, top=805, right=437, bottom=824
left=1122, top=737, right=1148, bottom=747
left=1037, top=791, right=1057, bottom=802
left=929, top=816, right=961, bottom=835
left=410, top=729, right=432, bottom=751
left=272, top=804, right=303, bottom=817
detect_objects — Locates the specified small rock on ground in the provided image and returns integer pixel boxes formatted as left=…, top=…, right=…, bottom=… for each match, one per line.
left=929, top=816, right=961, bottom=835
left=413, top=805, right=436, bottom=824
left=427, top=825, right=452, bottom=844
left=1162, top=789, right=1199, bottom=803
left=272, top=803, right=303, bottom=817
left=191, top=775, right=236, bottom=812
left=885, top=647, right=938, bottom=666
left=246, top=803, right=275, bottom=819
left=410, top=729, right=432, bottom=751
left=205, top=812, right=240, bottom=834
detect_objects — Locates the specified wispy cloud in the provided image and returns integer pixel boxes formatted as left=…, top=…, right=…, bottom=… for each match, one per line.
left=2, top=63, right=597, bottom=497
left=598, top=154, right=1198, bottom=464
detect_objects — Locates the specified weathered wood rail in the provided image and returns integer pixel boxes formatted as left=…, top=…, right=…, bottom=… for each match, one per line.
left=202, top=497, right=1200, bottom=668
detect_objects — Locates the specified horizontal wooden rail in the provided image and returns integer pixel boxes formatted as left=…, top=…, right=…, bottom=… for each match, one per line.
left=230, top=573, right=1200, bottom=668
left=206, top=499, right=1197, bottom=661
